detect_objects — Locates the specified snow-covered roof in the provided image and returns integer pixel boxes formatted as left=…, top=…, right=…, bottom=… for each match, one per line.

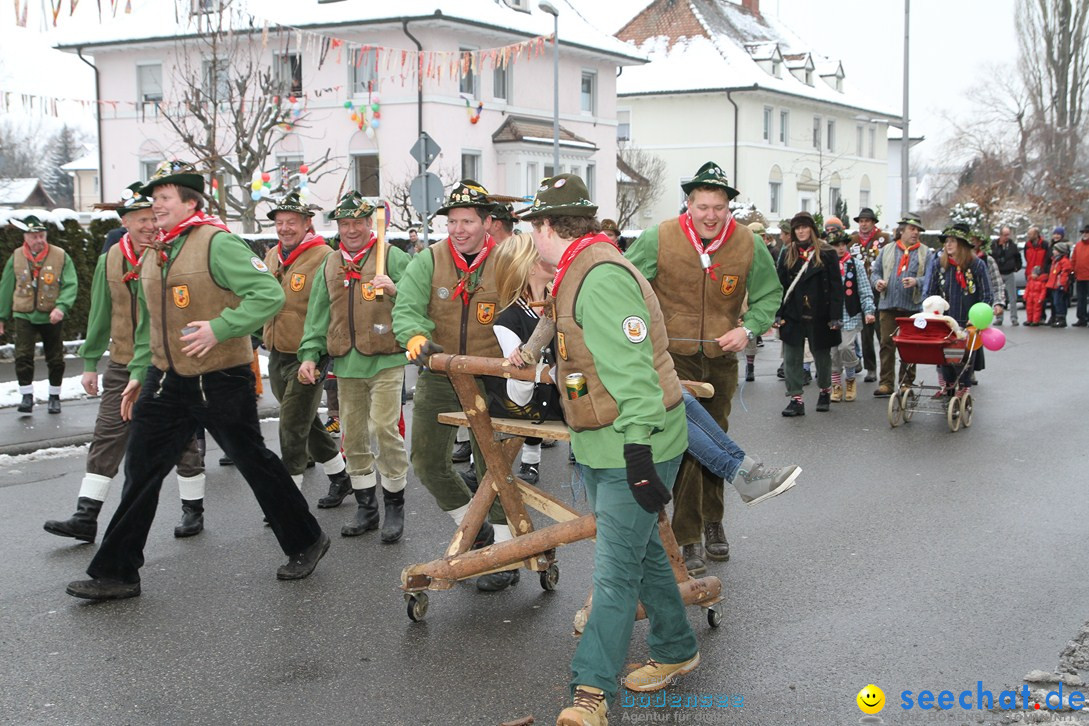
left=615, top=0, right=898, bottom=118
left=0, top=180, right=57, bottom=207
left=0, top=207, right=79, bottom=228
left=55, top=0, right=645, bottom=65
left=60, top=152, right=99, bottom=172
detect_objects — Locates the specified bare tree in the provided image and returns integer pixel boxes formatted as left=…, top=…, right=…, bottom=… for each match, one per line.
left=616, top=144, right=666, bottom=230
left=157, top=0, right=338, bottom=232
left=0, top=119, right=48, bottom=180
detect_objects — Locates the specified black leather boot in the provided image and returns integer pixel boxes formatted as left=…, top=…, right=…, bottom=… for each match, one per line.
left=17, top=394, right=33, bottom=413
left=745, top=362, right=755, bottom=382
left=318, top=470, right=352, bottom=508
left=341, top=488, right=379, bottom=536
left=43, top=497, right=102, bottom=543
left=380, top=489, right=405, bottom=544
left=47, top=395, right=61, bottom=414
left=174, top=499, right=204, bottom=537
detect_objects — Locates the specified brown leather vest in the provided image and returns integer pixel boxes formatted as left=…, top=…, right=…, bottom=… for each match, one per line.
left=554, top=243, right=682, bottom=432
left=263, top=241, right=331, bottom=354
left=142, top=225, right=253, bottom=376
left=426, top=240, right=502, bottom=357
left=105, top=242, right=139, bottom=365
left=324, top=243, right=402, bottom=357
left=652, top=219, right=754, bottom=358
left=12, top=244, right=66, bottom=314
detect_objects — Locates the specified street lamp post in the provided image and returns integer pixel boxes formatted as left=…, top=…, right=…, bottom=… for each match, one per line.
left=901, top=0, right=910, bottom=218
left=539, top=1, right=560, bottom=174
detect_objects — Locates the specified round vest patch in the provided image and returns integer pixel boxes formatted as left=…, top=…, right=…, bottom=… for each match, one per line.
left=251, top=257, right=269, bottom=272
left=623, top=316, right=648, bottom=343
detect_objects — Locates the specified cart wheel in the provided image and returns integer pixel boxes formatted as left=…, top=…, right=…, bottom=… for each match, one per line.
left=406, top=592, right=429, bottom=622
left=887, top=390, right=904, bottom=427
left=707, top=606, right=722, bottom=628
left=540, top=564, right=560, bottom=591
left=946, top=397, right=962, bottom=432
left=961, top=393, right=973, bottom=427
left=901, top=390, right=916, bottom=422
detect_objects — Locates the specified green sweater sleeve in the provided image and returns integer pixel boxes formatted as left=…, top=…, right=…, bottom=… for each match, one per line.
left=207, top=233, right=286, bottom=343
left=624, top=225, right=660, bottom=281
left=392, top=247, right=436, bottom=346
left=298, top=256, right=332, bottom=365
left=741, top=235, right=784, bottom=335
left=0, top=255, right=15, bottom=321
left=56, top=251, right=79, bottom=315
left=79, top=254, right=111, bottom=372
left=576, top=263, right=666, bottom=446
left=387, top=244, right=410, bottom=283
left=128, top=281, right=151, bottom=385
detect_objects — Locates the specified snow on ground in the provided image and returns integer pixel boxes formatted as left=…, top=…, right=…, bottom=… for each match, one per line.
left=0, top=444, right=89, bottom=469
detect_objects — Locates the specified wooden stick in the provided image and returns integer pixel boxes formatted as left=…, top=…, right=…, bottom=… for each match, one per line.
left=374, top=206, right=386, bottom=297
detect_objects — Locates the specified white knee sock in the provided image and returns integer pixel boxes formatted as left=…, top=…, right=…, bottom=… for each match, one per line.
left=19, top=384, right=32, bottom=395
left=382, top=475, right=407, bottom=493
left=521, top=443, right=541, bottom=465
left=178, top=473, right=206, bottom=501
left=351, top=471, right=377, bottom=491
left=492, top=524, right=514, bottom=543
left=291, top=473, right=304, bottom=488
left=321, top=453, right=346, bottom=476
left=77, top=473, right=112, bottom=501
left=49, top=385, right=62, bottom=396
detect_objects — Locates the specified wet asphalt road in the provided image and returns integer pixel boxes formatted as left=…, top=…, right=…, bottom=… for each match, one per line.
left=1, top=323, right=1088, bottom=726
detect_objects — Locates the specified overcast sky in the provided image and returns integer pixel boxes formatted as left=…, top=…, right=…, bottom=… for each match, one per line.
left=3, top=0, right=1019, bottom=165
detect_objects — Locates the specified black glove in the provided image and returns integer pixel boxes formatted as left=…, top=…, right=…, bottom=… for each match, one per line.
left=623, top=443, right=672, bottom=513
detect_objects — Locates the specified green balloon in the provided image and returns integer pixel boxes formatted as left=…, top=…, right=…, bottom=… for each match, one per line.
left=968, top=302, right=994, bottom=329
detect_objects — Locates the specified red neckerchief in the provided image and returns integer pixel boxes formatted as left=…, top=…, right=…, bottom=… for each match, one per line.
left=23, top=242, right=49, bottom=279
left=839, top=250, right=850, bottom=277
left=896, top=239, right=920, bottom=276
left=154, top=212, right=230, bottom=266
left=448, top=234, right=496, bottom=304
left=678, top=212, right=736, bottom=281
left=340, top=233, right=378, bottom=284
left=551, top=233, right=618, bottom=297
left=857, top=227, right=880, bottom=247
left=797, top=244, right=813, bottom=263
left=118, top=232, right=144, bottom=282
left=278, top=231, right=327, bottom=269
left=954, top=265, right=968, bottom=290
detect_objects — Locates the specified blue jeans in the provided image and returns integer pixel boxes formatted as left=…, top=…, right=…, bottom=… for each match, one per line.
left=682, top=390, right=745, bottom=482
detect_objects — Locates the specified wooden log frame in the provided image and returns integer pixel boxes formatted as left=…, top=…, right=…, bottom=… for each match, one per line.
left=399, top=351, right=722, bottom=623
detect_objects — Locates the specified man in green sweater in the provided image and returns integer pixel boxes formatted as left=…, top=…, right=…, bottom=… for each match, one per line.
left=66, top=161, right=327, bottom=601
left=297, top=191, right=411, bottom=543
left=0, top=214, right=79, bottom=414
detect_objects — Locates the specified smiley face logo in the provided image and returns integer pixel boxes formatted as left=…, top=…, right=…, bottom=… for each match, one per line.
left=856, top=684, right=885, bottom=714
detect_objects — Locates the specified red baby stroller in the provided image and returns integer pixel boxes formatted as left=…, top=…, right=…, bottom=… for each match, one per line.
left=887, top=317, right=979, bottom=432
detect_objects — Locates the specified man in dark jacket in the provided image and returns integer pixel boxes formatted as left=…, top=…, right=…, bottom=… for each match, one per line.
left=991, top=226, right=1021, bottom=326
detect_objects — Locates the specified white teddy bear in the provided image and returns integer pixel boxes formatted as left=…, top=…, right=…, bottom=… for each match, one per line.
left=911, top=295, right=966, bottom=338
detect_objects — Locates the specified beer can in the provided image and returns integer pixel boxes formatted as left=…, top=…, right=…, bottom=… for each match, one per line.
left=565, top=372, right=588, bottom=400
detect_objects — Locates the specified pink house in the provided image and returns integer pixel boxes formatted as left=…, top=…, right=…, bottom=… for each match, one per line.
left=56, top=0, right=644, bottom=228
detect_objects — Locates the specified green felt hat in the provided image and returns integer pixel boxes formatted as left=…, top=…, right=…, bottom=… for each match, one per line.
left=681, top=161, right=739, bottom=200
left=10, top=214, right=48, bottom=232
left=118, top=181, right=154, bottom=214
left=267, top=190, right=316, bottom=221
left=436, top=179, right=493, bottom=216
left=488, top=201, right=518, bottom=223
left=941, top=222, right=973, bottom=246
left=601, top=218, right=620, bottom=234
left=518, top=174, right=598, bottom=219
left=140, top=160, right=206, bottom=195
left=898, top=212, right=925, bottom=230
left=328, top=191, right=375, bottom=221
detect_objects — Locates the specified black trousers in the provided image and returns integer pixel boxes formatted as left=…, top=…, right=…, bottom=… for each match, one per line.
left=88, top=365, right=322, bottom=584
left=14, top=317, right=65, bottom=386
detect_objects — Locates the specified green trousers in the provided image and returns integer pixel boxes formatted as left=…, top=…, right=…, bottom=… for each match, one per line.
left=267, top=349, right=341, bottom=476
left=569, top=454, right=697, bottom=704
left=410, top=370, right=505, bottom=524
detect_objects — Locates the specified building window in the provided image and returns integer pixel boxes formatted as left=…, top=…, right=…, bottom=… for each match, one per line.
left=826, top=119, right=835, bottom=152
left=353, top=154, right=380, bottom=196
left=459, top=48, right=478, bottom=98
left=800, top=196, right=811, bottom=213
left=856, top=125, right=864, bottom=156
left=769, top=181, right=781, bottom=215
left=526, top=162, right=539, bottom=196
left=141, top=160, right=160, bottom=181
left=493, top=64, right=510, bottom=102
left=835, top=76, right=843, bottom=92
left=860, top=174, right=871, bottom=208
left=348, top=48, right=377, bottom=96
left=617, top=109, right=631, bottom=141
left=829, top=186, right=841, bottom=212
left=202, top=58, right=230, bottom=101
left=461, top=151, right=481, bottom=181
left=137, top=63, right=163, bottom=103
left=277, top=155, right=304, bottom=188
left=779, top=110, right=789, bottom=144
left=191, top=0, right=217, bottom=14
left=771, top=59, right=781, bottom=78
left=585, top=163, right=595, bottom=201
left=812, top=116, right=821, bottom=150
left=868, top=126, right=876, bottom=158
left=580, top=71, right=596, bottom=113
left=805, top=69, right=813, bottom=85
left=762, top=106, right=772, bottom=142
left=275, top=52, right=303, bottom=96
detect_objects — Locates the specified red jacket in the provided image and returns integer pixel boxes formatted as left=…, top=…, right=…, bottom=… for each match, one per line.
left=1047, top=257, right=1072, bottom=289
left=1025, top=274, right=1049, bottom=303
left=1072, top=240, right=1089, bottom=281
left=1025, top=238, right=1050, bottom=273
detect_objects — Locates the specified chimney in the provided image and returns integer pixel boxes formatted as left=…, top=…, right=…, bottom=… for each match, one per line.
left=741, top=0, right=760, bottom=15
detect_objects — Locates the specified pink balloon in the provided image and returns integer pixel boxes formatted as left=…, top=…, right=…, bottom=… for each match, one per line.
left=980, top=327, right=1006, bottom=351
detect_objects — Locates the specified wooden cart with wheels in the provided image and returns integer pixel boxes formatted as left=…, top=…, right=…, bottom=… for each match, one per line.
left=400, top=352, right=723, bottom=628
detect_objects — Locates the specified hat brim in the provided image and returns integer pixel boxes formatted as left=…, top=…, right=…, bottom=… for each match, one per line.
left=853, top=214, right=878, bottom=222
left=517, top=201, right=599, bottom=220
left=141, top=173, right=205, bottom=196
left=681, top=180, right=740, bottom=200
left=267, top=207, right=315, bottom=221
left=435, top=201, right=492, bottom=217
left=120, top=202, right=154, bottom=215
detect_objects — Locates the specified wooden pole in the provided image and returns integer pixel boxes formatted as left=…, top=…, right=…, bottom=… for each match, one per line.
left=374, top=205, right=386, bottom=297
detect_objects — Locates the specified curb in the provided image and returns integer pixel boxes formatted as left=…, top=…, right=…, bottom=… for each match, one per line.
left=0, top=403, right=281, bottom=458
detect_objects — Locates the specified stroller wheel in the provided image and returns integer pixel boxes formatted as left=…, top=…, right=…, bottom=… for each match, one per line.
left=946, top=396, right=962, bottom=432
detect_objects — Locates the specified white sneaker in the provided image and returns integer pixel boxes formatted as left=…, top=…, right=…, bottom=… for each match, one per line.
left=732, top=458, right=801, bottom=507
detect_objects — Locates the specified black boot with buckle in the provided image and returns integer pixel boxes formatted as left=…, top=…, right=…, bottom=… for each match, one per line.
left=380, top=489, right=405, bottom=544
left=318, top=470, right=353, bottom=508
left=44, top=497, right=102, bottom=543
left=174, top=499, right=204, bottom=537
left=341, top=488, right=380, bottom=536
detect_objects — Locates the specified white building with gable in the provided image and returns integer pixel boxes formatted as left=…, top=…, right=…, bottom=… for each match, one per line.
left=615, top=0, right=900, bottom=228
